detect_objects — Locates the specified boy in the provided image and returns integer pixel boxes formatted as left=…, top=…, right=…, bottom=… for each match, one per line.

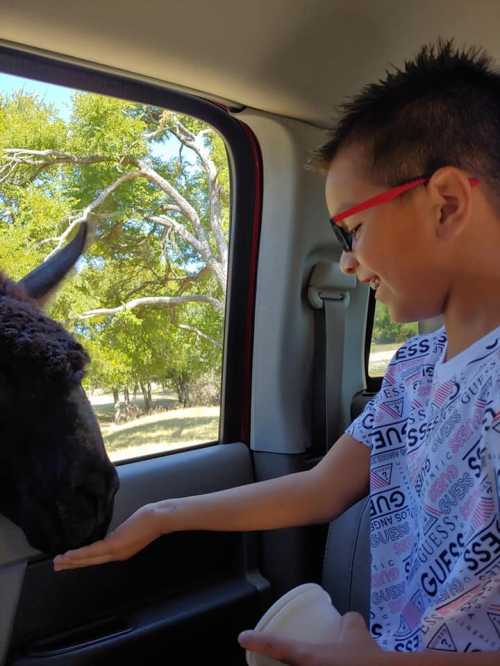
left=54, top=40, right=500, bottom=664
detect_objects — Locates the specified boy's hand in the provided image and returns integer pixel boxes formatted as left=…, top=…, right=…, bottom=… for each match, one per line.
left=238, top=611, right=381, bottom=666
left=53, top=503, right=162, bottom=570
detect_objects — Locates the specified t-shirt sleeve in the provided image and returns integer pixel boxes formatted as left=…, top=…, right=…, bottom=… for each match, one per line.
left=345, top=390, right=383, bottom=450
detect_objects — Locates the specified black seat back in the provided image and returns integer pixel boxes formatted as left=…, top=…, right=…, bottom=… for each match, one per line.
left=321, top=496, right=370, bottom=621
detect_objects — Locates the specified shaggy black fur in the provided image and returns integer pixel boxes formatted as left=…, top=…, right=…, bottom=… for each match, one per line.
left=0, top=272, right=89, bottom=387
left=0, top=248, right=118, bottom=555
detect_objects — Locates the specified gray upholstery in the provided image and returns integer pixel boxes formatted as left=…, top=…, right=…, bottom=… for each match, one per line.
left=321, top=496, right=370, bottom=622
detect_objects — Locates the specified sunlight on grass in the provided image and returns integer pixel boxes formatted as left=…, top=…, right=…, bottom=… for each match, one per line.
left=94, top=402, right=220, bottom=462
left=368, top=342, right=400, bottom=377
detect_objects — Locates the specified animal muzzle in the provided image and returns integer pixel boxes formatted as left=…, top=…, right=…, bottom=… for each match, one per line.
left=22, top=470, right=119, bottom=555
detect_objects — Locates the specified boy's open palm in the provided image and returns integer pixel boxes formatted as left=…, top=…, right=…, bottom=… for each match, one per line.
left=53, top=504, right=161, bottom=570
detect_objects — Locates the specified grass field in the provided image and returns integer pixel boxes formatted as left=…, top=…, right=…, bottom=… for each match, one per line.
left=92, top=345, right=400, bottom=461
left=368, top=342, right=400, bottom=376
left=371, top=342, right=401, bottom=354
left=90, top=391, right=219, bottom=462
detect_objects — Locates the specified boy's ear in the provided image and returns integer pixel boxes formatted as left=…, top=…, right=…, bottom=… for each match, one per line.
left=437, top=196, right=461, bottom=239
left=428, top=168, right=474, bottom=240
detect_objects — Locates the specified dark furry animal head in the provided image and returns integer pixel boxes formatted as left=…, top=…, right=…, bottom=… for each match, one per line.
left=0, top=273, right=89, bottom=387
left=0, top=226, right=119, bottom=555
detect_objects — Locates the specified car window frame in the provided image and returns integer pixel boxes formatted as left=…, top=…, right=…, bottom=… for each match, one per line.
left=0, top=45, right=263, bottom=460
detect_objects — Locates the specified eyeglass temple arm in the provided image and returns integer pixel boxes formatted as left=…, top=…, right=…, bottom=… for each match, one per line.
left=332, top=176, right=480, bottom=225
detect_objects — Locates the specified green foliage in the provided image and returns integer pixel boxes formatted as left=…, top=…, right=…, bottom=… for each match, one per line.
left=372, top=302, right=418, bottom=344
left=0, top=91, right=66, bottom=152
left=0, top=86, right=227, bottom=401
left=69, top=93, right=148, bottom=159
left=0, top=186, right=75, bottom=279
left=161, top=305, right=222, bottom=405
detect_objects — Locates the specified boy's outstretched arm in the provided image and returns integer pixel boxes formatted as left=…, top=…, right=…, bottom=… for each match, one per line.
left=54, top=434, right=369, bottom=570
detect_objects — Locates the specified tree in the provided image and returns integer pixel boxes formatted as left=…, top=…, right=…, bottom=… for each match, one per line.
left=0, top=89, right=229, bottom=404
left=372, top=302, right=418, bottom=344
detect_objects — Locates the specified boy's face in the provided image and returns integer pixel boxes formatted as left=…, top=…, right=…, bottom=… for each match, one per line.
left=325, top=143, right=450, bottom=323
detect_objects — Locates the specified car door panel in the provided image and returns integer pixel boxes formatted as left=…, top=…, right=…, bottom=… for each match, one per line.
left=5, top=443, right=272, bottom=665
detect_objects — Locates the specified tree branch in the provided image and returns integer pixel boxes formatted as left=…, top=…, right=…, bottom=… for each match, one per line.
left=122, top=280, right=163, bottom=301
left=176, top=266, right=211, bottom=295
left=167, top=119, right=227, bottom=273
left=147, top=214, right=207, bottom=257
left=78, top=294, right=224, bottom=319
left=149, top=213, right=225, bottom=289
left=178, top=324, right=222, bottom=348
left=137, top=160, right=205, bottom=234
left=44, top=169, right=144, bottom=260
left=0, top=149, right=129, bottom=184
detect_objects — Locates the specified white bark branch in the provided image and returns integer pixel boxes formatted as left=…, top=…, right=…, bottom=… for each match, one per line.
left=178, top=324, right=222, bottom=348
left=79, top=294, right=224, bottom=319
left=209, top=181, right=228, bottom=278
left=44, top=170, right=143, bottom=260
left=137, top=159, right=211, bottom=251
left=0, top=149, right=121, bottom=184
left=143, top=127, right=167, bottom=141
left=147, top=215, right=207, bottom=257
left=0, top=148, right=140, bottom=194
left=2, top=148, right=110, bottom=164
left=149, top=214, right=225, bottom=289
left=167, top=120, right=227, bottom=280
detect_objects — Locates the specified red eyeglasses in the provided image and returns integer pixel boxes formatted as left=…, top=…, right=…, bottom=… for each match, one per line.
left=330, top=175, right=480, bottom=252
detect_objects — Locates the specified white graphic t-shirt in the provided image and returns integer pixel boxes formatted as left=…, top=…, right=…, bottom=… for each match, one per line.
left=346, top=325, right=500, bottom=652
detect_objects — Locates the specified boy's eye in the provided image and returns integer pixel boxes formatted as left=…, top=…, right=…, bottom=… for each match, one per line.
left=351, top=223, right=362, bottom=239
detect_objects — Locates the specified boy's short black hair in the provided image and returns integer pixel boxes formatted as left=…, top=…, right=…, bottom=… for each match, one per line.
left=312, top=39, right=500, bottom=202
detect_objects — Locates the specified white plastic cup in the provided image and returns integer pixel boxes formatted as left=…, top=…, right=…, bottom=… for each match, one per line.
left=245, top=583, right=341, bottom=666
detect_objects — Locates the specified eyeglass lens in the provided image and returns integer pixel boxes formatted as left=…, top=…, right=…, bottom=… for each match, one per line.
left=331, top=222, right=352, bottom=252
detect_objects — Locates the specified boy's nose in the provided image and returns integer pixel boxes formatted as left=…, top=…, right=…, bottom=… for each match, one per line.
left=340, top=250, right=359, bottom=275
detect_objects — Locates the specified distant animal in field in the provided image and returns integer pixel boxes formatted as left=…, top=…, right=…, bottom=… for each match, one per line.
left=113, top=400, right=141, bottom=425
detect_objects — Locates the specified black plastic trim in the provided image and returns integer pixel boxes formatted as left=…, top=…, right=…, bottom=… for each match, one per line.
left=364, top=289, right=382, bottom=393
left=10, top=576, right=269, bottom=665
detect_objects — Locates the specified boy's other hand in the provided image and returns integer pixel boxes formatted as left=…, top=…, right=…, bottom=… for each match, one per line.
left=53, top=503, right=162, bottom=570
left=238, top=611, right=381, bottom=666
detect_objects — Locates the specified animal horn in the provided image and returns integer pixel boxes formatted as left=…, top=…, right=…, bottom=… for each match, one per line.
left=19, top=223, right=88, bottom=299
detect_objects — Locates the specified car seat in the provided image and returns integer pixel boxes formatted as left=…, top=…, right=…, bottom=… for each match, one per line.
left=321, top=496, right=370, bottom=621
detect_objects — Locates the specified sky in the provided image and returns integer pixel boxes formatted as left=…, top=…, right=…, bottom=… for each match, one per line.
left=0, top=72, right=183, bottom=160
left=0, top=72, right=74, bottom=120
